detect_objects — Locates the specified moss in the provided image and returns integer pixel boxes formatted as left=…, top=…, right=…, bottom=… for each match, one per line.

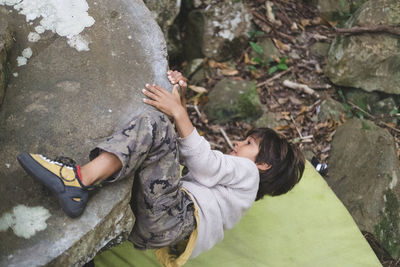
left=238, top=85, right=262, bottom=121
left=374, top=189, right=400, bottom=258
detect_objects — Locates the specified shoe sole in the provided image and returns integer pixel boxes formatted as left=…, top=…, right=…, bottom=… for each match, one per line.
left=17, top=153, right=86, bottom=218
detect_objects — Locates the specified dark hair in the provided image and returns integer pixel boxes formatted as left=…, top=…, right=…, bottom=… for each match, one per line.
left=247, top=128, right=305, bottom=200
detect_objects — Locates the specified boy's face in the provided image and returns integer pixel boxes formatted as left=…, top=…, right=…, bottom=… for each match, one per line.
left=230, top=136, right=260, bottom=162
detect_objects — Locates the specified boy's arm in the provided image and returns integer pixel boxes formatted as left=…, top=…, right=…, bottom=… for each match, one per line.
left=142, top=83, right=194, bottom=138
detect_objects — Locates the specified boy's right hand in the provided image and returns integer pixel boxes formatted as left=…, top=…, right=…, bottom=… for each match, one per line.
left=167, top=70, right=187, bottom=106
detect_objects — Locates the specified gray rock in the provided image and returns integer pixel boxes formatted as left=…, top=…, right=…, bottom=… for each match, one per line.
left=317, top=0, right=350, bottom=20
left=204, top=78, right=263, bottom=123
left=185, top=0, right=252, bottom=61
left=252, top=112, right=287, bottom=130
left=250, top=38, right=281, bottom=62
left=309, top=42, right=330, bottom=58
left=143, top=0, right=181, bottom=59
left=325, top=0, right=400, bottom=94
left=143, top=0, right=181, bottom=37
left=0, top=0, right=170, bottom=266
left=0, top=13, right=13, bottom=107
left=317, top=98, right=346, bottom=121
left=316, top=0, right=365, bottom=20
left=185, top=58, right=204, bottom=79
left=372, top=97, right=397, bottom=117
left=344, top=88, right=380, bottom=113
left=327, top=118, right=400, bottom=259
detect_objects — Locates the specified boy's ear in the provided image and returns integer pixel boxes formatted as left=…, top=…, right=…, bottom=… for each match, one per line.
left=256, top=163, right=271, bottom=172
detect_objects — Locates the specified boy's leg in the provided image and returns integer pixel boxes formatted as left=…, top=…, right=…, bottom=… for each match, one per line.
left=90, top=112, right=196, bottom=249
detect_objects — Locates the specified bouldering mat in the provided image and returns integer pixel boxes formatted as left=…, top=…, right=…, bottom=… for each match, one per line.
left=94, top=161, right=382, bottom=267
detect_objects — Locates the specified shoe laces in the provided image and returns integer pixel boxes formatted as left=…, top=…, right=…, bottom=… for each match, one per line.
left=54, top=156, right=78, bottom=183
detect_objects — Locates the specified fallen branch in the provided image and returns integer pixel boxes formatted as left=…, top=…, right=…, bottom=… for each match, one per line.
left=219, top=128, right=234, bottom=150
left=251, top=11, right=296, bottom=43
left=290, top=115, right=313, bottom=140
left=282, top=80, right=319, bottom=97
left=257, top=67, right=293, bottom=87
left=335, top=25, right=400, bottom=37
left=347, top=101, right=400, bottom=133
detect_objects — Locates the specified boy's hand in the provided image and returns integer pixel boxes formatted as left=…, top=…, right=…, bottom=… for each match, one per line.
left=167, top=70, right=187, bottom=106
left=142, top=83, right=185, bottom=118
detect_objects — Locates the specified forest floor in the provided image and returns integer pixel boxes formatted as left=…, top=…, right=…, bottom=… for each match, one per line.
left=173, top=0, right=400, bottom=266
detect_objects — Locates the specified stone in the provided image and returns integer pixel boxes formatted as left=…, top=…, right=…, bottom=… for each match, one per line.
left=344, top=88, right=380, bottom=113
left=371, top=97, right=397, bottom=117
left=325, top=0, right=400, bottom=94
left=316, top=0, right=366, bottom=20
left=185, top=0, right=252, bottom=61
left=0, top=14, right=13, bottom=107
left=317, top=97, right=346, bottom=121
left=252, top=112, right=287, bottom=130
left=143, top=0, right=181, bottom=37
left=327, top=118, right=400, bottom=259
left=143, top=0, right=181, bottom=59
left=250, top=38, right=281, bottom=62
left=0, top=0, right=171, bottom=266
left=204, top=78, right=263, bottom=123
left=185, top=58, right=204, bottom=79
left=309, top=42, right=330, bottom=58
left=317, top=0, right=350, bottom=20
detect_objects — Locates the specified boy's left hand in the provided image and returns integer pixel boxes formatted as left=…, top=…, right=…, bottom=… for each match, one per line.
left=142, top=84, right=185, bottom=118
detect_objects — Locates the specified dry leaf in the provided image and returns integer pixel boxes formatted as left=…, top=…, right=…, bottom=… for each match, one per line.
left=300, top=19, right=310, bottom=27
left=189, top=85, right=208, bottom=93
left=221, top=68, right=239, bottom=76
left=273, top=38, right=291, bottom=52
left=289, top=96, right=303, bottom=106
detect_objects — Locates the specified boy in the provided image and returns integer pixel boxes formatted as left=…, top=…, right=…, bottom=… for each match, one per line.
left=17, top=71, right=305, bottom=266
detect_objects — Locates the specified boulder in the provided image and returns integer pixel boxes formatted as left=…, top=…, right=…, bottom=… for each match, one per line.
left=325, top=0, right=400, bottom=94
left=204, top=78, right=263, bottom=123
left=143, top=0, right=181, bottom=59
left=371, top=97, right=397, bottom=117
left=316, top=0, right=350, bottom=20
left=185, top=0, right=252, bottom=61
left=344, top=88, right=380, bottom=113
left=0, top=12, right=13, bottom=107
left=250, top=38, right=281, bottom=62
left=309, top=42, right=330, bottom=58
left=252, top=112, right=287, bottom=130
left=327, top=118, right=400, bottom=259
left=0, top=0, right=170, bottom=266
left=316, top=0, right=365, bottom=20
left=143, top=0, right=181, bottom=37
left=317, top=97, right=346, bottom=122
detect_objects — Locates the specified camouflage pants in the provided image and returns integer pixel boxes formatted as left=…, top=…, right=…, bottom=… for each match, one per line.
left=90, top=111, right=196, bottom=249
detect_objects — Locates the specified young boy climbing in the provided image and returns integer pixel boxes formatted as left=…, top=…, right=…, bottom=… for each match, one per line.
left=17, top=70, right=305, bottom=266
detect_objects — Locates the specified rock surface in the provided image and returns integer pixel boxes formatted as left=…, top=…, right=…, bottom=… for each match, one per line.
left=0, top=13, right=13, bottom=107
left=317, top=97, right=346, bottom=122
left=204, top=78, right=263, bottom=123
left=325, top=0, right=400, bottom=94
left=0, top=0, right=170, bottom=266
left=185, top=0, right=252, bottom=61
left=327, top=118, right=400, bottom=259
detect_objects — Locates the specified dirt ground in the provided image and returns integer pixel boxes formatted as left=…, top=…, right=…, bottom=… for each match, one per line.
left=173, top=0, right=400, bottom=266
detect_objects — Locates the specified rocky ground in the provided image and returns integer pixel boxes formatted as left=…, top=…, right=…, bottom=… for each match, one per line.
left=169, top=0, right=400, bottom=266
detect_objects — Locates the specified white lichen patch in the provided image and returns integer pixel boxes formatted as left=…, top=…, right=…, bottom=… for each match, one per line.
left=389, top=170, right=398, bottom=190
left=17, top=47, right=32, bottom=66
left=22, top=47, right=32, bottom=58
left=17, top=56, right=27, bottom=66
left=13, top=72, right=18, bottom=77
left=27, top=32, right=40, bottom=42
left=0, top=0, right=95, bottom=51
left=0, top=205, right=51, bottom=239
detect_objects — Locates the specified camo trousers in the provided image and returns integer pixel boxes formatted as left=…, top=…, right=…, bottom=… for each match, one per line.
left=89, top=111, right=196, bottom=249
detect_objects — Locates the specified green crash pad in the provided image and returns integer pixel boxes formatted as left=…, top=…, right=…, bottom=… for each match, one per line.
left=95, top=162, right=382, bottom=267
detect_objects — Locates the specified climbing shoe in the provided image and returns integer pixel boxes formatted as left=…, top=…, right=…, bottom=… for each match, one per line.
left=17, top=153, right=91, bottom=218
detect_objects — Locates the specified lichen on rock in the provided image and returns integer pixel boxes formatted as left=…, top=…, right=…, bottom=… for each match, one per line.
left=374, top=189, right=400, bottom=258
